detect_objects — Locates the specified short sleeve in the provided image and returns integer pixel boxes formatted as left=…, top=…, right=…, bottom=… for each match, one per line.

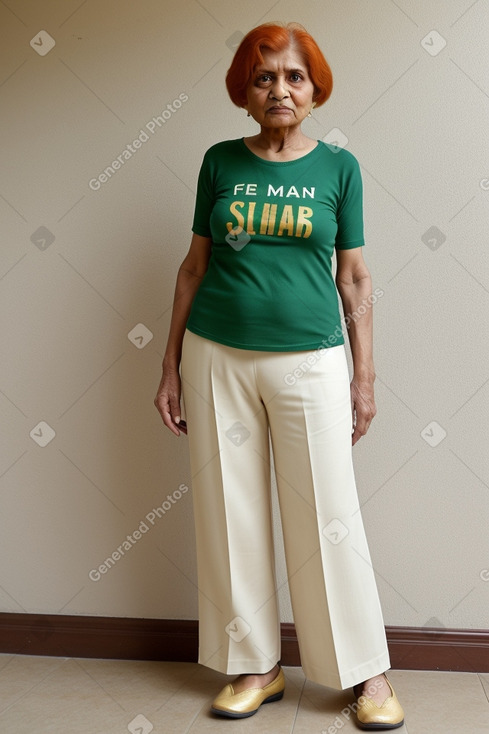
left=191, top=150, right=214, bottom=238
left=335, top=153, right=365, bottom=250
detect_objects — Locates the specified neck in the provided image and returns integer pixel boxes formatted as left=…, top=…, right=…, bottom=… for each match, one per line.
left=254, top=125, right=308, bottom=154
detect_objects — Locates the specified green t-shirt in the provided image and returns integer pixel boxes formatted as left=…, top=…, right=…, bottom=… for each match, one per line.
left=186, top=138, right=364, bottom=351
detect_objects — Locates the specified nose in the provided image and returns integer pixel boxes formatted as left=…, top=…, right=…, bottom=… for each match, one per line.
left=269, top=76, right=289, bottom=100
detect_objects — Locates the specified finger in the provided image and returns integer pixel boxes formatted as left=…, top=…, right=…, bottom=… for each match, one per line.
left=352, top=424, right=365, bottom=445
left=352, top=411, right=373, bottom=445
left=155, top=394, right=181, bottom=436
left=165, top=397, right=187, bottom=436
left=168, top=394, right=187, bottom=436
left=351, top=405, right=363, bottom=444
left=168, top=393, right=182, bottom=426
left=352, top=428, right=361, bottom=446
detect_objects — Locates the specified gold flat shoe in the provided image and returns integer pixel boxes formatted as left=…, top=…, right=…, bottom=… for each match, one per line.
left=355, top=675, right=404, bottom=729
left=211, top=666, right=285, bottom=718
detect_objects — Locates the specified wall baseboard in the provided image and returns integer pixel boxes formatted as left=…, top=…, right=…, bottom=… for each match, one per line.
left=0, top=613, right=487, bottom=672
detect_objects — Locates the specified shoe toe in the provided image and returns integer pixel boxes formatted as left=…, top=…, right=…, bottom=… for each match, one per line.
left=211, top=668, right=285, bottom=718
left=355, top=677, right=404, bottom=730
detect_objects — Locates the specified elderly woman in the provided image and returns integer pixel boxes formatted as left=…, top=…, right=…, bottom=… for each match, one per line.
left=155, top=21, right=405, bottom=729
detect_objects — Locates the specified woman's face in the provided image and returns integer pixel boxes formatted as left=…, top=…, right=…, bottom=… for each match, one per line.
left=245, top=46, right=316, bottom=128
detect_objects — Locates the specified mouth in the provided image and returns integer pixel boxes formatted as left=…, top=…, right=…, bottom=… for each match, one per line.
left=267, top=106, right=293, bottom=113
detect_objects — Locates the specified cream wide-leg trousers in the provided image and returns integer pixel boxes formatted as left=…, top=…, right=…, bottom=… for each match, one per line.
left=180, top=329, right=390, bottom=690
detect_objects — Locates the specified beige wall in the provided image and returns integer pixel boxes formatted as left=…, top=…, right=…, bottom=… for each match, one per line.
left=1, top=0, right=488, bottom=632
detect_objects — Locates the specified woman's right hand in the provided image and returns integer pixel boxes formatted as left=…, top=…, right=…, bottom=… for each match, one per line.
left=153, top=234, right=211, bottom=436
left=154, top=364, right=187, bottom=436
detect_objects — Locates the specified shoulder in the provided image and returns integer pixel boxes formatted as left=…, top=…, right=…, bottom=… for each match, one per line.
left=316, top=141, right=361, bottom=170
left=201, top=138, right=243, bottom=160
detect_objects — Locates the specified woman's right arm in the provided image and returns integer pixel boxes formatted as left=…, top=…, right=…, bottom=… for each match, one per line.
left=154, top=233, right=212, bottom=435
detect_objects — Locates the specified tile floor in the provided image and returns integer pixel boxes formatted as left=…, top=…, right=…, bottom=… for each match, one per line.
left=0, top=655, right=488, bottom=733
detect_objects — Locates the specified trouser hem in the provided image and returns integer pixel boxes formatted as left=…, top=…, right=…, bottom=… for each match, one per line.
left=303, top=650, right=392, bottom=690
left=198, top=653, right=281, bottom=676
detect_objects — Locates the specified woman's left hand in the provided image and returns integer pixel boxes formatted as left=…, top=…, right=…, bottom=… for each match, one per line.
left=350, top=378, right=377, bottom=445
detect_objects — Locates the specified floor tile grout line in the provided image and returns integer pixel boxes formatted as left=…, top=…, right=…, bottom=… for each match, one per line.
left=184, top=698, right=216, bottom=732
left=0, top=656, right=70, bottom=719
left=153, top=662, right=206, bottom=715
left=477, top=673, right=489, bottom=705
left=290, top=675, right=307, bottom=733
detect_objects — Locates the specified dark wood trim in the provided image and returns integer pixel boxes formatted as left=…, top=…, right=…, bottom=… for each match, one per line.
left=386, top=625, right=489, bottom=673
left=0, top=613, right=487, bottom=672
left=0, top=614, right=199, bottom=662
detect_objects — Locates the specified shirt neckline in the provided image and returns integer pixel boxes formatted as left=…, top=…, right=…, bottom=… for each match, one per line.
left=239, top=137, right=322, bottom=165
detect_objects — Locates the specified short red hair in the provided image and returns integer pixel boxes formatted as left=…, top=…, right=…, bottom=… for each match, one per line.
left=226, top=22, right=333, bottom=108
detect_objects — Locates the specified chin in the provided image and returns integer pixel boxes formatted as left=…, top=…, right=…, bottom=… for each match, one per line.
left=263, top=118, right=296, bottom=127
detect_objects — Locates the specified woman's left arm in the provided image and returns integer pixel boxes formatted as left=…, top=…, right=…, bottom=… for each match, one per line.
left=335, top=247, right=377, bottom=446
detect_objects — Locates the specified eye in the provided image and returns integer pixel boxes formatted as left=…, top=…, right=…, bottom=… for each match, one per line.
left=290, top=72, right=303, bottom=82
left=256, top=74, right=272, bottom=85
